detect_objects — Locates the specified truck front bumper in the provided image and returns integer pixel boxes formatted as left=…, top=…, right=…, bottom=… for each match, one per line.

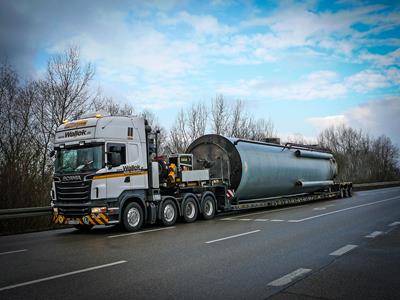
left=52, top=212, right=110, bottom=225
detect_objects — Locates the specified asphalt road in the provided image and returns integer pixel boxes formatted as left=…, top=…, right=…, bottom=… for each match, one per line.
left=1, top=187, right=400, bottom=300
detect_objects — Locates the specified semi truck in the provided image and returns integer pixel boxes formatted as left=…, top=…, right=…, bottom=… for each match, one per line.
left=51, top=112, right=352, bottom=231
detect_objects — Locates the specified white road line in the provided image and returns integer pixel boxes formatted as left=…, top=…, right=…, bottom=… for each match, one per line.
left=365, top=231, right=383, bottom=238
left=254, top=219, right=269, bottom=222
left=289, top=196, right=400, bottom=223
left=270, top=219, right=284, bottom=222
left=313, top=207, right=326, bottom=211
left=237, top=218, right=252, bottom=221
left=389, top=221, right=400, bottom=227
left=108, top=226, right=176, bottom=238
left=231, top=204, right=309, bottom=218
left=330, top=244, right=358, bottom=256
left=268, top=268, right=312, bottom=287
left=205, top=230, right=260, bottom=244
left=0, top=260, right=127, bottom=292
left=221, top=218, right=236, bottom=221
left=0, top=249, right=27, bottom=256
left=326, top=204, right=335, bottom=207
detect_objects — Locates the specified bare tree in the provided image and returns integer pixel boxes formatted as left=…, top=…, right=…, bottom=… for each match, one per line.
left=32, top=46, right=95, bottom=178
left=211, top=94, right=229, bottom=135
left=91, top=95, right=135, bottom=116
left=318, top=125, right=399, bottom=183
left=167, top=103, right=208, bottom=153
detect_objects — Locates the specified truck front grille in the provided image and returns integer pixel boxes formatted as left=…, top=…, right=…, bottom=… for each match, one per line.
left=55, top=180, right=92, bottom=216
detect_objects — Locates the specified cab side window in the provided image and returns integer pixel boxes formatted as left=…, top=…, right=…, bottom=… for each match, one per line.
left=107, top=143, right=126, bottom=167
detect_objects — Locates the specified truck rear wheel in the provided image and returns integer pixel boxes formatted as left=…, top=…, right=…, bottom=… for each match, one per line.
left=201, top=196, right=215, bottom=220
left=161, top=199, right=178, bottom=226
left=347, top=186, right=353, bottom=197
left=122, top=202, right=143, bottom=232
left=182, top=197, right=198, bottom=223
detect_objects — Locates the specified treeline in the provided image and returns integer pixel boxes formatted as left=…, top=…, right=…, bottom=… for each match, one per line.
left=318, top=126, right=400, bottom=183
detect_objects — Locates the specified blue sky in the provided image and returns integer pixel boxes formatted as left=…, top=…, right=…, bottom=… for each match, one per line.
left=1, top=0, right=399, bottom=144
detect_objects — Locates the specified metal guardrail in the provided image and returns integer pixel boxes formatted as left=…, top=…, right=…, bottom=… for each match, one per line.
left=353, top=180, right=400, bottom=191
left=0, top=206, right=52, bottom=220
left=0, top=181, right=399, bottom=220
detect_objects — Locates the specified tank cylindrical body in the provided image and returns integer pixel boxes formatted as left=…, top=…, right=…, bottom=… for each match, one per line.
left=187, top=135, right=337, bottom=200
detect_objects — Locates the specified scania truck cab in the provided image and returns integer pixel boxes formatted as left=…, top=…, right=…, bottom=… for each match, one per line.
left=51, top=112, right=217, bottom=231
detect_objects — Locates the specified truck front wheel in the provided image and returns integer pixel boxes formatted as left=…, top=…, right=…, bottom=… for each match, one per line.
left=122, top=202, right=143, bottom=232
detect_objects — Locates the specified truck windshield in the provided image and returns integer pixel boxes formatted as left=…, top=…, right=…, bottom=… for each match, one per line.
left=55, top=145, right=104, bottom=174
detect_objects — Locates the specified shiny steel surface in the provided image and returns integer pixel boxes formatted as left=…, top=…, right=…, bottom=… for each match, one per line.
left=187, top=134, right=337, bottom=200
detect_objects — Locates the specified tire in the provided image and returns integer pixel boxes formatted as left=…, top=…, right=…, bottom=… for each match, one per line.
left=343, top=188, right=349, bottom=198
left=201, top=195, right=215, bottom=220
left=348, top=187, right=353, bottom=197
left=73, top=224, right=93, bottom=231
left=160, top=199, right=178, bottom=226
left=122, top=202, right=144, bottom=232
left=339, top=188, right=344, bottom=198
left=182, top=197, right=198, bottom=223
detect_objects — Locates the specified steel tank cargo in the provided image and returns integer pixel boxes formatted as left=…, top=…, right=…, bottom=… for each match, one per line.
left=187, top=134, right=338, bottom=200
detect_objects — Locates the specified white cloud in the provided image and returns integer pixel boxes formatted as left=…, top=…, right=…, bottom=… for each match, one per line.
left=359, top=48, right=400, bottom=66
left=161, top=11, right=234, bottom=35
left=307, top=97, right=400, bottom=146
left=217, top=70, right=348, bottom=101
left=128, top=83, right=189, bottom=110
left=345, top=69, right=389, bottom=93
left=307, top=115, right=348, bottom=130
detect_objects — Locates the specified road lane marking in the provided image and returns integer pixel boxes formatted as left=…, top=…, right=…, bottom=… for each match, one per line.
left=270, top=219, right=284, bottom=222
left=289, top=196, right=400, bottom=223
left=313, top=207, right=326, bottom=211
left=254, top=219, right=269, bottom=222
left=0, top=249, right=27, bottom=256
left=231, top=204, right=309, bottom=218
left=108, top=227, right=176, bottom=238
left=389, top=221, right=400, bottom=226
left=330, top=245, right=357, bottom=256
left=237, top=218, right=252, bottom=221
left=221, top=218, right=236, bottom=221
left=205, top=230, right=260, bottom=244
left=0, top=260, right=127, bottom=292
left=268, top=268, right=312, bottom=287
left=365, top=231, right=383, bottom=238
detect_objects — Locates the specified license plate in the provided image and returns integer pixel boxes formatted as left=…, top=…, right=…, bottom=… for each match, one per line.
left=68, top=219, right=79, bottom=225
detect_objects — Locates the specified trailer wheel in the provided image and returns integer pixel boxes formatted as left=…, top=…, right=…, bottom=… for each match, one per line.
left=161, top=199, right=178, bottom=226
left=122, top=202, right=143, bottom=232
left=73, top=224, right=93, bottom=231
left=347, top=187, right=353, bottom=197
left=339, top=188, right=344, bottom=198
left=201, top=196, right=215, bottom=220
left=182, top=197, right=198, bottom=223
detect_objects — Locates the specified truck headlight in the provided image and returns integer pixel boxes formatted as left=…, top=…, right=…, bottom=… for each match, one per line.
left=91, top=207, right=107, bottom=213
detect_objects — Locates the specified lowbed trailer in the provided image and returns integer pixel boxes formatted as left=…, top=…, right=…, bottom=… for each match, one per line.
left=50, top=112, right=352, bottom=231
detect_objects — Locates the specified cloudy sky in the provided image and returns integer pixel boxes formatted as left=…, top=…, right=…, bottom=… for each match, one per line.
left=1, top=0, right=399, bottom=145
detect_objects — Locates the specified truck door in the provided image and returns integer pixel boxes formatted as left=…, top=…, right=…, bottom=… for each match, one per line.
left=106, top=142, right=131, bottom=199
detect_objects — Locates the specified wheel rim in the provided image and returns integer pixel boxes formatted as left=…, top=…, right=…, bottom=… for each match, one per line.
left=127, top=207, right=140, bottom=227
left=164, top=204, right=175, bottom=222
left=204, top=199, right=213, bottom=216
left=185, top=202, right=196, bottom=219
